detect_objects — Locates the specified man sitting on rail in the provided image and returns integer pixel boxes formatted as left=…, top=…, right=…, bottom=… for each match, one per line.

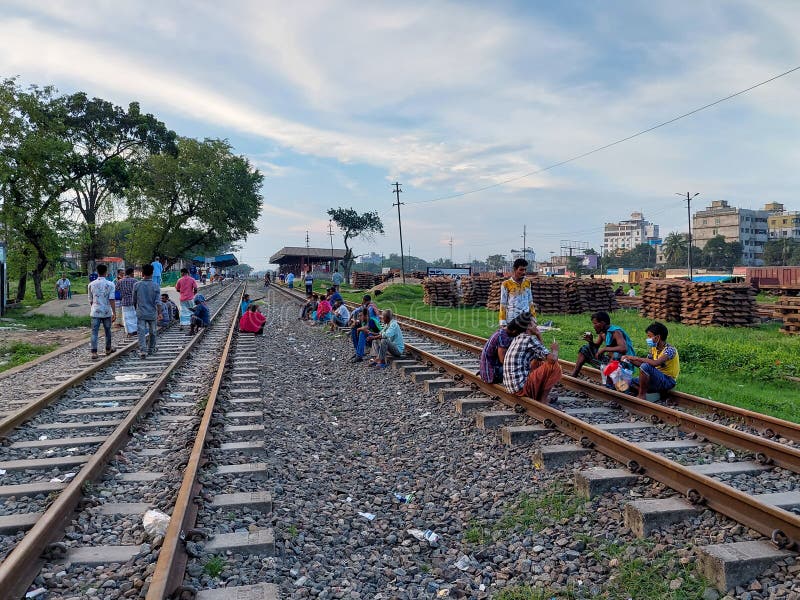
left=314, top=292, right=332, bottom=324
left=499, top=258, right=535, bottom=327
left=622, top=321, right=679, bottom=399
left=571, top=311, right=635, bottom=377
left=327, top=286, right=344, bottom=306
left=350, top=306, right=381, bottom=362
left=479, top=314, right=530, bottom=384
left=188, top=294, right=210, bottom=335
left=502, top=312, right=562, bottom=404
left=329, top=299, right=351, bottom=331
left=370, top=309, right=405, bottom=368
left=240, top=303, right=267, bottom=335
left=348, top=294, right=379, bottom=351
left=159, top=293, right=178, bottom=327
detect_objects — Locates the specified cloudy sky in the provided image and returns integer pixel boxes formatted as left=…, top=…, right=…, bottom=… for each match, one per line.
left=2, top=1, right=800, bottom=268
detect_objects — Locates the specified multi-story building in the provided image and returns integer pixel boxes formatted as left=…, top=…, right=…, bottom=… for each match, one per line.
left=692, top=200, right=768, bottom=266
left=357, top=252, right=383, bottom=265
left=764, top=202, right=800, bottom=241
left=603, top=212, right=660, bottom=255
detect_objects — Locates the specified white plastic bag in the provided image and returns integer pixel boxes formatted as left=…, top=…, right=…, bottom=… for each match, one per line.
left=142, top=509, right=171, bottom=537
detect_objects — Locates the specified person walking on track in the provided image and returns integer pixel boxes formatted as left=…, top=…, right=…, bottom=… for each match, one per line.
left=175, top=267, right=197, bottom=330
left=88, top=264, right=117, bottom=360
left=133, top=264, right=161, bottom=358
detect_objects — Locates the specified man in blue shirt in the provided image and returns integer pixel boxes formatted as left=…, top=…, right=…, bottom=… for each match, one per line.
left=151, top=257, right=164, bottom=287
left=189, top=294, right=210, bottom=335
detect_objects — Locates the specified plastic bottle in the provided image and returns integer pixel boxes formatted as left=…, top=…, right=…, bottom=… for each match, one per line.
left=393, top=492, right=414, bottom=503
left=422, top=529, right=440, bottom=544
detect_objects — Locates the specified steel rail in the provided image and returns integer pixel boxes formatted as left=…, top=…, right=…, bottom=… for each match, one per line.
left=405, top=343, right=800, bottom=550
left=146, top=285, right=245, bottom=599
left=0, top=284, right=232, bottom=439
left=276, top=285, right=800, bottom=445
left=0, top=283, right=243, bottom=600
left=271, top=286, right=800, bottom=548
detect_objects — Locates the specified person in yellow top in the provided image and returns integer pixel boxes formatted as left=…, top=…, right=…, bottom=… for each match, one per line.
left=499, top=258, right=536, bottom=326
left=621, top=321, right=679, bottom=400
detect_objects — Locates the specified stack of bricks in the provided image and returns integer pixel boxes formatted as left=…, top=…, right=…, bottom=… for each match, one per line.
left=351, top=272, right=377, bottom=289
left=461, top=275, right=500, bottom=307
left=680, top=283, right=757, bottom=326
left=422, top=277, right=459, bottom=307
left=639, top=280, right=685, bottom=322
left=775, top=297, right=800, bottom=335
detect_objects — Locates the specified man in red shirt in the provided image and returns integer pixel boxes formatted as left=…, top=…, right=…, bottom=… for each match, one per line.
left=175, top=268, right=198, bottom=330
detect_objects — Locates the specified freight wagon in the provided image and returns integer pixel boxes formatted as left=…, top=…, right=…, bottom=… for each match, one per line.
left=746, top=266, right=800, bottom=291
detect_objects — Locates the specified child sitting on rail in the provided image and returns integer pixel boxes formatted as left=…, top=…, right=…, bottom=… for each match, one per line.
left=571, top=311, right=635, bottom=377
left=188, top=294, right=210, bottom=335
left=621, top=321, right=679, bottom=399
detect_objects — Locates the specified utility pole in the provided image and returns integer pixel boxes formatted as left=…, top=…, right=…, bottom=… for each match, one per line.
left=449, top=235, right=454, bottom=266
left=392, top=182, right=406, bottom=283
left=305, top=230, right=310, bottom=274
left=522, top=225, right=527, bottom=267
left=676, top=192, right=699, bottom=280
left=328, top=219, right=335, bottom=272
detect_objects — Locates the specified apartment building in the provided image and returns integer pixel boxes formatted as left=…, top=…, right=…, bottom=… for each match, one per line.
left=602, top=212, right=660, bottom=255
left=692, top=200, right=768, bottom=266
left=764, top=202, right=800, bottom=241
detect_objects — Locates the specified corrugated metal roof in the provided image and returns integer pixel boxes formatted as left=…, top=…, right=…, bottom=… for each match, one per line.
left=269, top=247, right=347, bottom=263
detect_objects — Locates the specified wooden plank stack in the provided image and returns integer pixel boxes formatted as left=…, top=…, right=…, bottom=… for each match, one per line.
left=774, top=297, right=800, bottom=335
left=461, top=275, right=500, bottom=306
left=680, top=283, right=756, bottom=326
left=639, top=280, right=685, bottom=322
left=351, top=272, right=377, bottom=289
left=422, top=277, right=459, bottom=306
left=486, top=279, right=504, bottom=311
left=529, top=277, right=569, bottom=314
left=562, top=278, right=619, bottom=314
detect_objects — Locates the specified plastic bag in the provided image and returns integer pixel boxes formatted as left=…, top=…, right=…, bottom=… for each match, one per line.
left=615, top=365, right=634, bottom=392
left=142, top=509, right=171, bottom=537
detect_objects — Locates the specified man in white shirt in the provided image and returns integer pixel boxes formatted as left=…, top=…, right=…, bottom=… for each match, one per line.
left=88, top=264, right=117, bottom=360
left=329, top=299, right=351, bottom=332
left=56, top=274, right=71, bottom=300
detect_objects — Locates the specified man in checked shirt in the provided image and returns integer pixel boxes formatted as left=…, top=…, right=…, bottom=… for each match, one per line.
left=502, top=312, right=561, bottom=404
left=117, top=267, right=138, bottom=337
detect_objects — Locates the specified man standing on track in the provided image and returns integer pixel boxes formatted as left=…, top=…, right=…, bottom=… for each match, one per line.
left=499, top=258, right=535, bottom=327
left=88, top=264, right=117, bottom=360
left=304, top=269, right=314, bottom=294
left=332, top=268, right=344, bottom=291
left=175, top=267, right=198, bottom=330
left=117, top=267, right=138, bottom=338
left=133, top=264, right=161, bottom=358
left=151, top=256, right=164, bottom=287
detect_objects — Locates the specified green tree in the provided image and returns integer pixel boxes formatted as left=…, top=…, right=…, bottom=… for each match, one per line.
left=701, top=235, right=742, bottom=270
left=0, top=79, right=74, bottom=299
left=63, top=92, right=177, bottom=271
left=486, top=254, right=507, bottom=271
left=127, top=137, right=262, bottom=266
left=662, top=232, right=687, bottom=268
left=763, top=239, right=800, bottom=266
left=327, top=207, right=384, bottom=279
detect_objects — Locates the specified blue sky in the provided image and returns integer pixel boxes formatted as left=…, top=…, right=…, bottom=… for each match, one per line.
left=2, top=1, right=800, bottom=268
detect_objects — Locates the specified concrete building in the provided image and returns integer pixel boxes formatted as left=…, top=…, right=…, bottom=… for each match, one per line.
left=603, top=212, right=660, bottom=255
left=764, top=202, right=800, bottom=241
left=357, top=252, right=383, bottom=265
left=692, top=200, right=768, bottom=266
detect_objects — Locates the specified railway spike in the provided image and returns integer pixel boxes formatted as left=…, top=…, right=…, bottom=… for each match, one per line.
left=580, top=436, right=595, bottom=448
left=172, top=585, right=199, bottom=599
left=627, top=460, right=645, bottom=474
left=772, top=529, right=791, bottom=549
left=764, top=428, right=776, bottom=438
left=756, top=452, right=774, bottom=465
left=686, top=488, right=706, bottom=505
left=649, top=414, right=661, bottom=425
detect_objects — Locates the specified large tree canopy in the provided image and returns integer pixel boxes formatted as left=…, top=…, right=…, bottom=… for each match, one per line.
left=126, top=137, right=263, bottom=266
left=327, top=207, right=384, bottom=279
left=63, top=92, right=177, bottom=270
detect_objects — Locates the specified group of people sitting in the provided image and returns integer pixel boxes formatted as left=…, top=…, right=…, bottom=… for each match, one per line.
left=299, top=287, right=350, bottom=331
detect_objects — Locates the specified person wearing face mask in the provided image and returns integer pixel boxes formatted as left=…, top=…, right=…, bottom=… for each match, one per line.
left=621, top=321, right=679, bottom=399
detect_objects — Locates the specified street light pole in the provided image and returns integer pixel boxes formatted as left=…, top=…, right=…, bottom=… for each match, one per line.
left=676, top=192, right=699, bottom=280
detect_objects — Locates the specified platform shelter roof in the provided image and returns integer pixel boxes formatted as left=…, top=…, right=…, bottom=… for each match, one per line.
left=269, top=246, right=346, bottom=265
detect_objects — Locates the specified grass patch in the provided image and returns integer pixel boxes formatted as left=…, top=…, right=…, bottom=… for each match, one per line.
left=356, top=284, right=800, bottom=423
left=3, top=309, right=89, bottom=330
left=0, top=341, right=58, bottom=372
left=498, top=483, right=587, bottom=532
left=495, top=586, right=579, bottom=600
left=202, top=555, right=226, bottom=578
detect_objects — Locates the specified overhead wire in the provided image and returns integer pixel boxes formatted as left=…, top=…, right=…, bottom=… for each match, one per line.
left=402, top=65, right=800, bottom=206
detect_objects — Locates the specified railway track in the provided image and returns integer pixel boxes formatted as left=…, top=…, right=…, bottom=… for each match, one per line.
left=273, top=284, right=800, bottom=588
left=0, top=282, right=245, bottom=599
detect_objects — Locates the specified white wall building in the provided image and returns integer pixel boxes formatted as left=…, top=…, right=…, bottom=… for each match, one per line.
left=603, top=212, right=661, bottom=255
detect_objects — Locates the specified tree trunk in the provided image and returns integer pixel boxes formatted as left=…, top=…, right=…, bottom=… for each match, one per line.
left=15, top=249, right=30, bottom=303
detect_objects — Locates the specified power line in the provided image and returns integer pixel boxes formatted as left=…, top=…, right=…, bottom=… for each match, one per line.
left=407, top=65, right=800, bottom=206
left=392, top=182, right=406, bottom=283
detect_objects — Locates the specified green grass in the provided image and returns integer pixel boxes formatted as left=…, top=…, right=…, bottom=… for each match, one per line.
left=2, top=308, right=89, bottom=330
left=348, top=284, right=800, bottom=423
left=0, top=342, right=58, bottom=372
left=498, top=483, right=588, bottom=532
left=202, top=555, right=226, bottom=578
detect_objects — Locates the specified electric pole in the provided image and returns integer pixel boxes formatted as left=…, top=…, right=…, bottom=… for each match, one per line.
left=305, top=230, right=310, bottom=274
left=449, top=235, right=453, bottom=266
left=393, top=182, right=406, bottom=283
left=328, top=219, right=335, bottom=272
left=522, top=225, right=527, bottom=267
left=676, top=192, right=699, bottom=281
